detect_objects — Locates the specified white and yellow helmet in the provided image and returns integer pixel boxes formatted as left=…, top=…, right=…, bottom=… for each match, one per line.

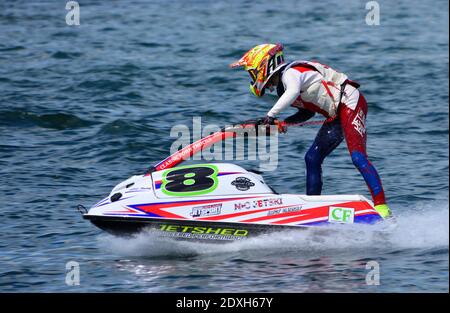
left=230, top=43, right=284, bottom=97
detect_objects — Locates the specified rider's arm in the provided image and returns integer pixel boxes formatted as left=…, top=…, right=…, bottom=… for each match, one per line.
left=267, top=68, right=301, bottom=118
left=284, top=108, right=315, bottom=123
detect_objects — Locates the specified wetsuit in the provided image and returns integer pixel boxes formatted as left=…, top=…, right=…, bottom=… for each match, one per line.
left=268, top=62, right=386, bottom=206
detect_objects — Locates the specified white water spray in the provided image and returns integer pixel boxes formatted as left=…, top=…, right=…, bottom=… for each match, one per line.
left=98, top=201, right=449, bottom=258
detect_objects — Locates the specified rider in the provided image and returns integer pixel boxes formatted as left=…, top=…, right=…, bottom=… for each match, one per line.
left=230, top=43, right=392, bottom=218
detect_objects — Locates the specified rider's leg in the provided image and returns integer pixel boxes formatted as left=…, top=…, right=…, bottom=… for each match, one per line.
left=339, top=91, right=391, bottom=217
left=304, top=118, right=344, bottom=195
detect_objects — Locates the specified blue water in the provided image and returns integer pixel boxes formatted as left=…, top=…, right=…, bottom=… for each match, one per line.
left=0, top=0, right=448, bottom=292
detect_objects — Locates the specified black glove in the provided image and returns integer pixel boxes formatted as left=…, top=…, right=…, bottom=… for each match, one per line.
left=256, top=116, right=276, bottom=125
left=255, top=116, right=280, bottom=136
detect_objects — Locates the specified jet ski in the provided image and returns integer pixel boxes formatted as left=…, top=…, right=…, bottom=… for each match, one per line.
left=80, top=121, right=384, bottom=242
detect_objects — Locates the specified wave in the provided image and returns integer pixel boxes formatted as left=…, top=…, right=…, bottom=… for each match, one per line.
left=0, top=46, right=25, bottom=52
left=97, top=119, right=157, bottom=136
left=0, top=110, right=95, bottom=130
left=51, top=51, right=83, bottom=59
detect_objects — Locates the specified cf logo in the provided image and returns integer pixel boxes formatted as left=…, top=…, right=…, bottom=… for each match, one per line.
left=329, top=207, right=355, bottom=223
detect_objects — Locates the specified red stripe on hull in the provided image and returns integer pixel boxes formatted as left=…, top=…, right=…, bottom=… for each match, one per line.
left=241, top=206, right=306, bottom=223
left=272, top=201, right=372, bottom=225
left=198, top=208, right=271, bottom=221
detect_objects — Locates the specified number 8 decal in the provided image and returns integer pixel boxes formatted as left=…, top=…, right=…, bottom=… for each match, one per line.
left=161, top=164, right=219, bottom=196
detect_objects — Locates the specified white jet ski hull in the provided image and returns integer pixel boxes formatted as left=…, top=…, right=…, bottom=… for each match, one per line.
left=82, top=163, right=383, bottom=242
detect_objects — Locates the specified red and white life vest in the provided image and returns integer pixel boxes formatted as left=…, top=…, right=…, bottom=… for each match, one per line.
left=282, top=61, right=348, bottom=117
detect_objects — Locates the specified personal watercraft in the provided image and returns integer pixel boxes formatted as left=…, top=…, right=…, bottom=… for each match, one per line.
left=80, top=121, right=384, bottom=242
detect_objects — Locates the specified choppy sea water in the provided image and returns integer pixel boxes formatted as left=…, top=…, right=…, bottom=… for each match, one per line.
left=0, top=0, right=448, bottom=292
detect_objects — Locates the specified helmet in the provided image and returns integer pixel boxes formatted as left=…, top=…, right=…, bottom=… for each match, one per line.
left=230, top=43, right=284, bottom=97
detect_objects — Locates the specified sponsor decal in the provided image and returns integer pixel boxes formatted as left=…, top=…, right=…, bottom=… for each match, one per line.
left=234, top=198, right=283, bottom=211
left=231, top=177, right=255, bottom=191
left=267, top=206, right=301, bottom=216
left=267, top=209, right=281, bottom=216
left=352, top=109, right=366, bottom=137
left=154, top=224, right=249, bottom=240
left=190, top=203, right=222, bottom=217
left=328, top=207, right=355, bottom=223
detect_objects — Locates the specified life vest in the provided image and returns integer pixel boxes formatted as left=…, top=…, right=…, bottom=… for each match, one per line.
left=281, top=60, right=349, bottom=117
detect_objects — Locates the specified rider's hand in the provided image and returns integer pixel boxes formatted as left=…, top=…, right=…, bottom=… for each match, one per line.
left=255, top=116, right=287, bottom=135
left=257, top=116, right=276, bottom=125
